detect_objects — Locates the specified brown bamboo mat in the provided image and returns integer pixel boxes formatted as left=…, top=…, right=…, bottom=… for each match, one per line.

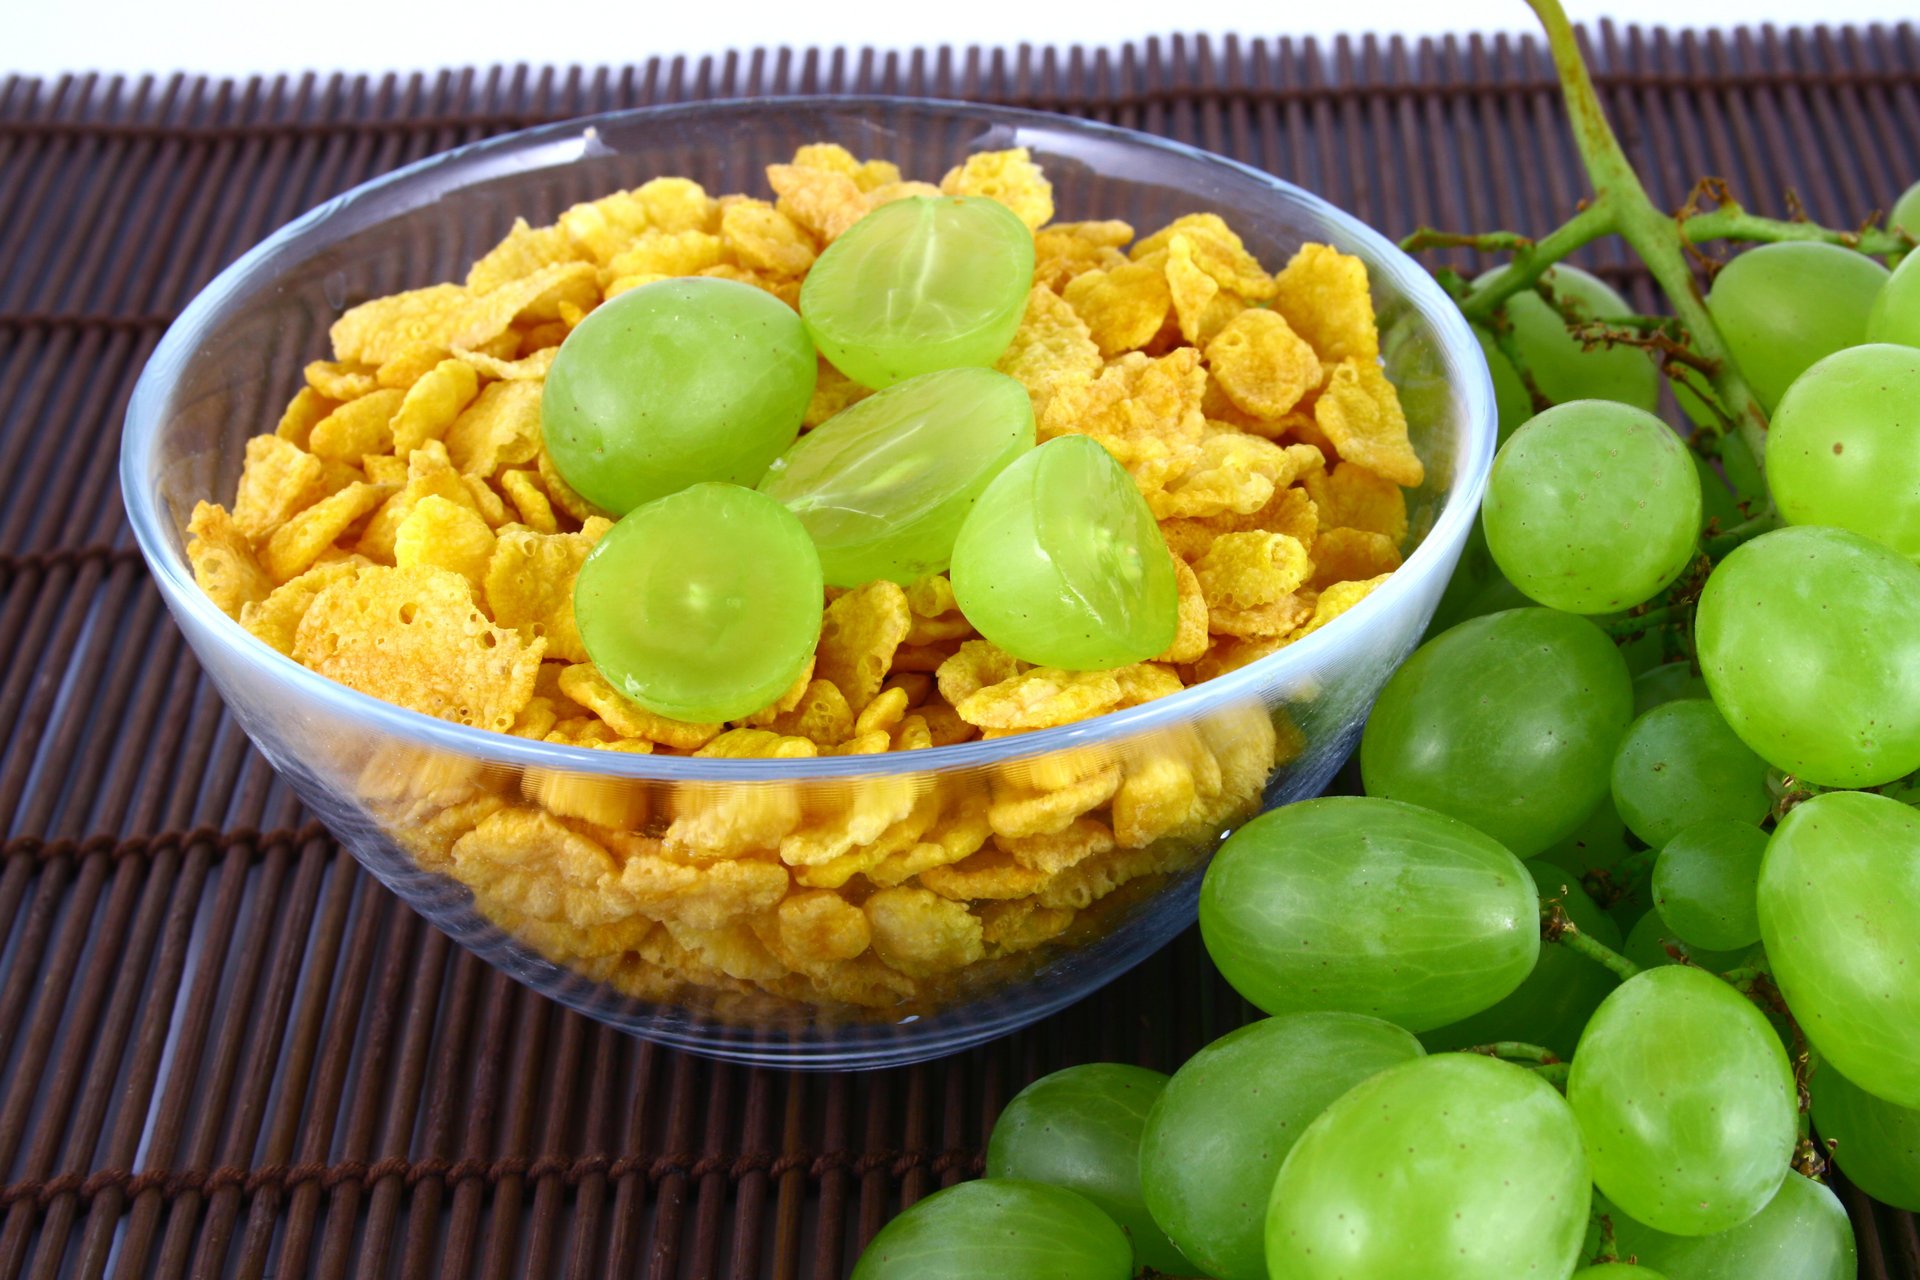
left=2, top=24, right=1918, bottom=1280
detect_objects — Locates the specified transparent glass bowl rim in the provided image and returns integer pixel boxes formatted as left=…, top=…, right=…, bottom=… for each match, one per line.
left=121, top=94, right=1497, bottom=784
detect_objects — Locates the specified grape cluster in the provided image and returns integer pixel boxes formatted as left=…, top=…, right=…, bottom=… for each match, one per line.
left=850, top=177, right=1920, bottom=1280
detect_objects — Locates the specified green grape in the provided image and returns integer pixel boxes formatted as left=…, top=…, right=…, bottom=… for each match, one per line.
left=1139, top=1014, right=1424, bottom=1280
left=1475, top=265, right=1662, bottom=420
left=759, top=367, right=1034, bottom=587
left=985, top=1064, right=1188, bottom=1273
left=1198, top=796, right=1539, bottom=1032
left=1767, top=343, right=1920, bottom=560
left=1697, top=526, right=1920, bottom=787
left=1811, top=1062, right=1920, bottom=1212
left=1894, top=181, right=1920, bottom=236
left=1606, top=1173, right=1857, bottom=1280
left=1704, top=241, right=1890, bottom=412
left=1420, top=869, right=1623, bottom=1060
left=574, top=483, right=822, bottom=723
left=801, top=195, right=1034, bottom=389
left=1569, top=966, right=1796, bottom=1236
left=543, top=277, right=815, bottom=514
left=850, top=1179, right=1132, bottom=1280
left=1265, top=1054, right=1589, bottom=1280
left=1620, top=911, right=1754, bottom=975
left=1867, top=249, right=1920, bottom=348
left=1634, top=661, right=1710, bottom=717
left=1473, top=324, right=1539, bottom=442
left=1574, top=1267, right=1669, bottom=1279
left=1482, top=401, right=1701, bottom=614
left=1652, top=820, right=1767, bottom=951
left=1361, top=608, right=1635, bottom=856
left=1759, top=790, right=1920, bottom=1108
left=950, top=435, right=1177, bottom=669
left=1609, top=700, right=1771, bottom=847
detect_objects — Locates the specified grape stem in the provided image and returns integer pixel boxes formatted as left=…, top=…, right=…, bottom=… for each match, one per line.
left=1541, top=902, right=1641, bottom=982
left=1465, top=1041, right=1563, bottom=1065
left=1677, top=178, right=1913, bottom=257
left=1589, top=1212, right=1620, bottom=1264
left=1597, top=602, right=1686, bottom=639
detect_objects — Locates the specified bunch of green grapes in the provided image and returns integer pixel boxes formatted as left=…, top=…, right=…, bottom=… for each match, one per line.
left=852, top=177, right=1920, bottom=1280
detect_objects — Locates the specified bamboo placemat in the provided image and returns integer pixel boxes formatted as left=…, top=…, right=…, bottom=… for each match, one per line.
left=0, top=24, right=1916, bottom=1279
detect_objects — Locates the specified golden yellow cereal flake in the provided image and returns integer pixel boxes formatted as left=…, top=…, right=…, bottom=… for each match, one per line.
left=939, top=147, right=1054, bottom=230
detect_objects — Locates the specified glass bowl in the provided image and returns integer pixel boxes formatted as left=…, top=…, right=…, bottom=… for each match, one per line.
left=121, top=97, right=1495, bottom=1068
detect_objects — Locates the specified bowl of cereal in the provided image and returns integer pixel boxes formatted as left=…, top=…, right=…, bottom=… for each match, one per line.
left=122, top=98, right=1494, bottom=1067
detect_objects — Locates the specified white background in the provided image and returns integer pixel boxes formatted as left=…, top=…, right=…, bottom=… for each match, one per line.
left=7, top=0, right=1911, bottom=79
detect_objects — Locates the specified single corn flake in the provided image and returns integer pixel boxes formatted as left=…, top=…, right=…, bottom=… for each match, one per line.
left=275, top=387, right=337, bottom=448
left=1304, top=461, right=1409, bottom=544
left=1033, top=220, right=1133, bottom=292
left=499, top=469, right=558, bottom=533
left=694, top=727, right=818, bottom=759
left=1133, top=213, right=1276, bottom=299
left=304, top=360, right=377, bottom=402
left=558, top=188, right=654, bottom=263
left=1272, top=242, right=1379, bottom=365
left=957, top=667, right=1124, bottom=731
left=522, top=768, right=648, bottom=831
left=815, top=579, right=912, bottom=714
left=478, top=521, right=599, bottom=660
left=263, top=481, right=395, bottom=582
left=979, top=898, right=1077, bottom=955
left=445, top=380, right=543, bottom=478
left=309, top=388, right=404, bottom=462
left=1112, top=751, right=1201, bottom=848
left=362, top=455, right=408, bottom=485
left=1062, top=254, right=1172, bottom=357
left=987, top=762, right=1124, bottom=839
left=329, top=284, right=472, bottom=366
left=388, top=358, right=481, bottom=455
left=918, top=847, right=1050, bottom=901
left=1313, top=358, right=1425, bottom=488
left=1112, top=662, right=1186, bottom=708
left=1149, top=433, right=1320, bottom=521
left=394, top=494, right=497, bottom=590
left=1194, top=634, right=1288, bottom=681
left=995, top=285, right=1102, bottom=418
left=1193, top=531, right=1313, bottom=609
left=998, top=817, right=1117, bottom=874
left=1157, top=557, right=1211, bottom=664
left=293, top=564, right=544, bottom=733
left=1206, top=594, right=1314, bottom=640
left=620, top=847, right=790, bottom=930
left=452, top=343, right=559, bottom=383
left=935, top=639, right=1030, bottom=707
left=376, top=343, right=455, bottom=390
left=767, top=163, right=869, bottom=242
left=556, top=662, right=721, bottom=749
left=450, top=807, right=632, bottom=928
left=232, top=434, right=329, bottom=540
left=1309, top=527, right=1404, bottom=590
left=466, top=217, right=589, bottom=292
left=721, top=199, right=817, bottom=277
left=187, top=501, right=274, bottom=616
left=605, top=228, right=726, bottom=279
left=769, top=889, right=872, bottom=970
left=1205, top=308, right=1322, bottom=420
left=1295, top=572, right=1392, bottom=639
left=864, top=886, right=986, bottom=978
left=939, top=147, right=1054, bottom=230
left=1166, top=233, right=1248, bottom=347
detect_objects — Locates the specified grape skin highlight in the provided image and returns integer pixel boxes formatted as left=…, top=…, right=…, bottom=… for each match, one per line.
left=1609, top=699, right=1771, bottom=848
left=1766, top=342, right=1920, bottom=560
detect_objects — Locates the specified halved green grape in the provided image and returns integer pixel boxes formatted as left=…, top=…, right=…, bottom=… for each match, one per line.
left=986, top=1064, right=1188, bottom=1273
left=1767, top=343, right=1920, bottom=560
left=759, top=367, right=1034, bottom=586
left=1760, top=790, right=1920, bottom=1108
left=1705, top=241, right=1890, bottom=412
left=543, top=277, right=815, bottom=514
left=1482, top=400, right=1701, bottom=614
left=1609, top=700, right=1771, bottom=848
left=801, top=195, right=1034, bottom=389
left=950, top=435, right=1177, bottom=669
left=1634, top=661, right=1710, bottom=716
left=1620, top=911, right=1755, bottom=975
left=1652, top=820, right=1768, bottom=952
left=1265, top=1054, right=1589, bottom=1280
left=1475, top=265, right=1662, bottom=426
left=575, top=483, right=822, bottom=723
left=1140, top=1014, right=1424, bottom=1280
left=850, top=1179, right=1132, bottom=1280
left=1574, top=1267, right=1670, bottom=1280
left=1697, top=526, right=1920, bottom=787
left=1420, top=869, right=1622, bottom=1060
left=1606, top=1174, right=1857, bottom=1280
left=1894, top=181, right=1920, bottom=236
left=1199, top=797, right=1539, bottom=1032
left=1361, top=608, right=1635, bottom=856
left=1570, top=966, right=1796, bottom=1236
left=1867, top=249, right=1920, bottom=347
left=1811, top=1063, right=1920, bottom=1212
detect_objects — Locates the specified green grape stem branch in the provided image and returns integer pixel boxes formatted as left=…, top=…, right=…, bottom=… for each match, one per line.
left=1401, top=0, right=1913, bottom=510
left=1542, top=901, right=1640, bottom=983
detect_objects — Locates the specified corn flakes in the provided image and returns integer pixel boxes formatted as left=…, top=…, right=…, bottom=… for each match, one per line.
left=939, top=147, right=1054, bottom=230
left=1205, top=308, right=1322, bottom=420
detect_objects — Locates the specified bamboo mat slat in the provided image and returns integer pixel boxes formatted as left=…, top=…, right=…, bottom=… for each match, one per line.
left=0, top=25, right=1916, bottom=1279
